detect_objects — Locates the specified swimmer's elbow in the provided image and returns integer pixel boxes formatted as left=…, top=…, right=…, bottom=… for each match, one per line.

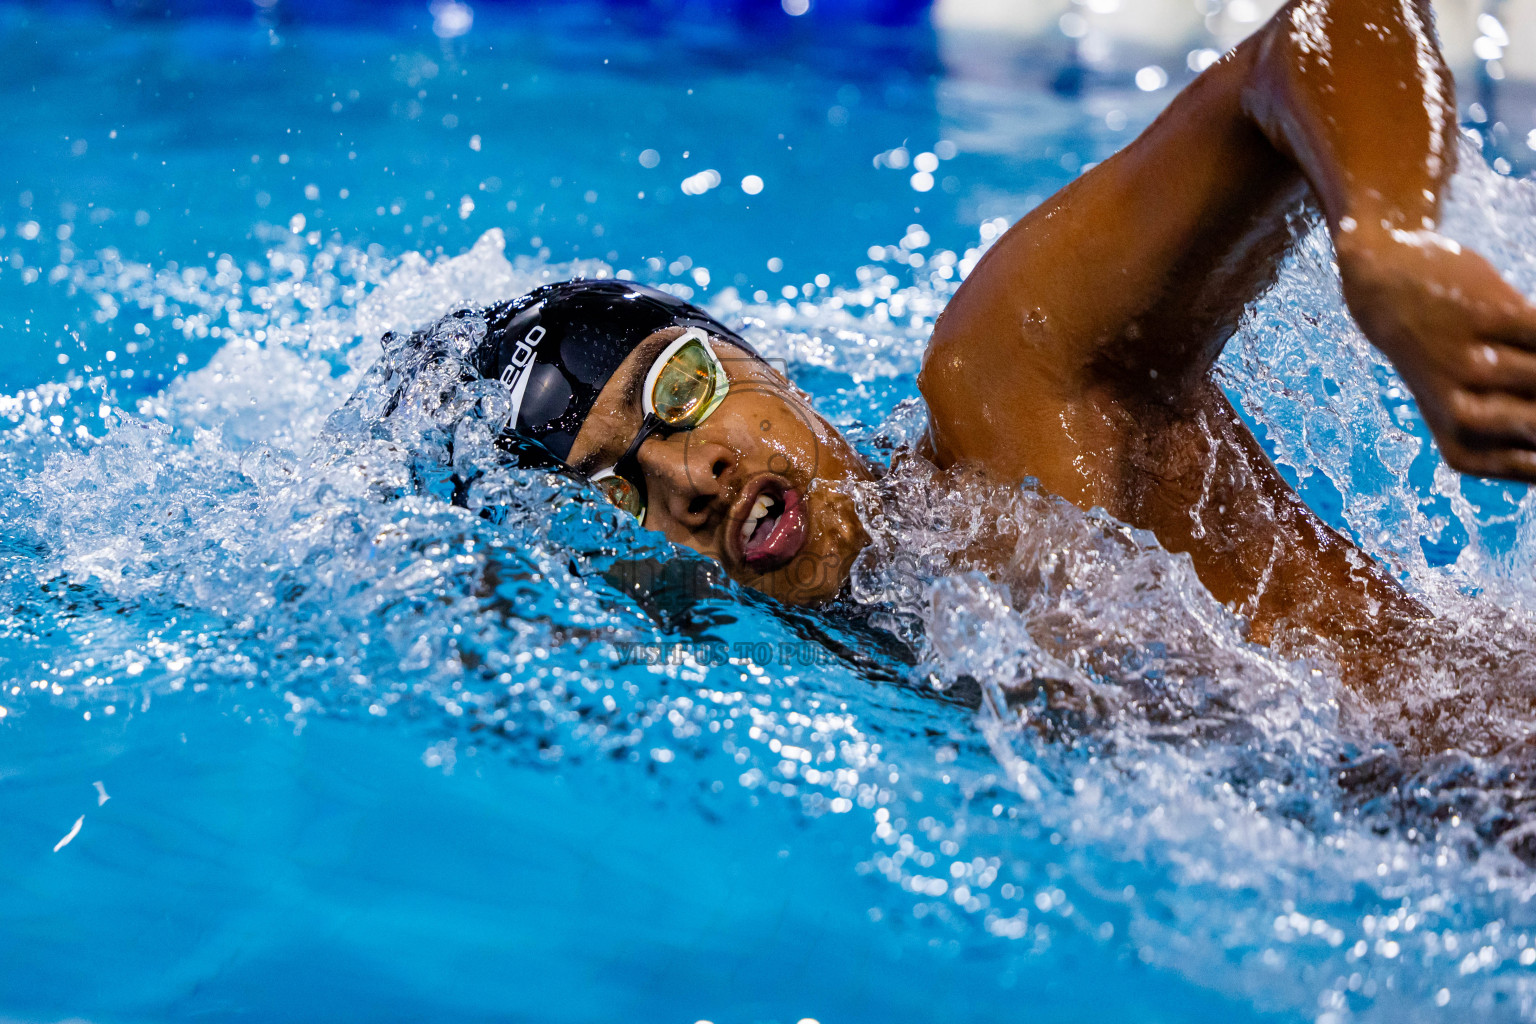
left=915, top=358, right=956, bottom=469
left=916, top=341, right=974, bottom=470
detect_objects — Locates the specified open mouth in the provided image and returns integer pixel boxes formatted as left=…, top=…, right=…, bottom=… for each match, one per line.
left=734, top=477, right=808, bottom=574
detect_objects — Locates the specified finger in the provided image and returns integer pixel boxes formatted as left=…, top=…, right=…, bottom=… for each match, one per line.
left=1462, top=342, right=1536, bottom=397
left=1483, top=294, right=1536, bottom=352
left=1440, top=442, right=1536, bottom=484
left=1492, top=448, right=1536, bottom=483
left=1449, top=391, right=1536, bottom=449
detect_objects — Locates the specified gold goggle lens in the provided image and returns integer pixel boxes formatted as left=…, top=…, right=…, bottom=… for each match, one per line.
left=593, top=473, right=644, bottom=521
left=650, top=339, right=719, bottom=426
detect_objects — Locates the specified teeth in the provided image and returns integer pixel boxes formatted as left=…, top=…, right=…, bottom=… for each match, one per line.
left=740, top=493, right=773, bottom=546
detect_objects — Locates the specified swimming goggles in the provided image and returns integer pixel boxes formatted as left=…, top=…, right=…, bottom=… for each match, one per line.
left=587, top=327, right=733, bottom=525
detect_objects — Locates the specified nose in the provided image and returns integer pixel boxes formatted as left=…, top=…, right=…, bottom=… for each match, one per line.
left=637, top=434, right=735, bottom=528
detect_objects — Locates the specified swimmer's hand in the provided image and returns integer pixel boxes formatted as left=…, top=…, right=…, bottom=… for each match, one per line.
left=1338, top=227, right=1536, bottom=482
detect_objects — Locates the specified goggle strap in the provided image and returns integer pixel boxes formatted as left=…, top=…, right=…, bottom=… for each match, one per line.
left=608, top=412, right=671, bottom=521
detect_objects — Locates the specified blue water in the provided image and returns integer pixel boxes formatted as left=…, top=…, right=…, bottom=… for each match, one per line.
left=9, top=3, right=1536, bottom=1023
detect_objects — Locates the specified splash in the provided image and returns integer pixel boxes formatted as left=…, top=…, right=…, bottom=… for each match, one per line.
left=9, top=142, right=1536, bottom=1022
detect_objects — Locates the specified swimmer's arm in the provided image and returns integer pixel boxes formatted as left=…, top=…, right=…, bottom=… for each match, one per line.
left=921, top=0, right=1536, bottom=495
left=922, top=10, right=1313, bottom=504
left=1247, top=1, right=1536, bottom=482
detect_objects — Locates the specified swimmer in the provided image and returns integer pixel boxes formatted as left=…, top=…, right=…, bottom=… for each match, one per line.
left=461, top=0, right=1536, bottom=692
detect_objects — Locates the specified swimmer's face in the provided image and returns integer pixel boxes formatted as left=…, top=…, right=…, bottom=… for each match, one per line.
left=567, top=326, right=872, bottom=604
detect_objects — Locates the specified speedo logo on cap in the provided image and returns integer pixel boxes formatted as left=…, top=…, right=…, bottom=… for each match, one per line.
left=498, top=324, right=545, bottom=422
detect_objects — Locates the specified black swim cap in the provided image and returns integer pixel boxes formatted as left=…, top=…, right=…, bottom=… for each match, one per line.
left=475, top=279, right=753, bottom=463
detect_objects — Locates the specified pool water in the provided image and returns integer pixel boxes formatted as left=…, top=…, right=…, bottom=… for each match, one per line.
left=7, top=3, right=1536, bottom=1023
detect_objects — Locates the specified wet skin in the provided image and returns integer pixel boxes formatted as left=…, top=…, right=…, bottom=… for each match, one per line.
left=569, top=0, right=1536, bottom=693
